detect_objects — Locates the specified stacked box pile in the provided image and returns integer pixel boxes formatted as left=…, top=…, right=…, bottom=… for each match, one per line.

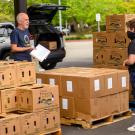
left=0, top=61, right=60, bottom=135
left=36, top=67, right=129, bottom=122
left=93, top=14, right=135, bottom=69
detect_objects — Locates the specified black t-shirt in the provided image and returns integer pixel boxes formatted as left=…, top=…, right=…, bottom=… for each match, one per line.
left=128, top=39, right=135, bottom=71
left=10, top=28, right=32, bottom=61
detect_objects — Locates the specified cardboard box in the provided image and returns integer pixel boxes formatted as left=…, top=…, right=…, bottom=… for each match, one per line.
left=110, top=94, right=121, bottom=114
left=110, top=32, right=130, bottom=48
left=75, top=98, right=99, bottom=121
left=39, top=41, right=57, bottom=50
left=107, top=48, right=127, bottom=66
left=16, top=62, right=36, bottom=86
left=61, top=75, right=78, bottom=97
left=36, top=72, right=62, bottom=96
left=40, top=84, right=59, bottom=108
left=0, top=63, right=16, bottom=89
left=105, top=65, right=127, bottom=70
left=19, top=111, right=41, bottom=135
left=117, top=70, right=129, bottom=92
left=0, top=96, right=1, bottom=114
left=76, top=74, right=105, bottom=98
left=18, top=84, right=59, bottom=112
left=0, top=114, right=21, bottom=135
left=75, top=96, right=111, bottom=121
left=104, top=72, right=118, bottom=95
left=1, top=88, right=18, bottom=113
left=120, top=91, right=129, bottom=112
left=60, top=96, right=76, bottom=118
left=93, top=32, right=111, bottom=48
left=100, top=96, right=111, bottom=118
left=40, top=107, right=60, bottom=134
left=106, top=14, right=135, bottom=32
left=93, top=47, right=109, bottom=65
left=61, top=73, right=105, bottom=98
left=38, top=68, right=125, bottom=98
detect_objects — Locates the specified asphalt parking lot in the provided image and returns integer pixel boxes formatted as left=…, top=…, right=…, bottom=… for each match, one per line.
left=56, top=40, right=93, bottom=68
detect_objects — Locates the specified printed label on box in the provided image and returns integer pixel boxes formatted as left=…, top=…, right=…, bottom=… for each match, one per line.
left=49, top=78, right=55, bottom=85
left=122, top=76, right=126, bottom=88
left=66, top=81, right=73, bottom=92
left=108, top=78, right=112, bottom=89
left=37, top=78, right=42, bottom=84
left=62, top=98, right=68, bottom=110
left=94, top=79, right=100, bottom=91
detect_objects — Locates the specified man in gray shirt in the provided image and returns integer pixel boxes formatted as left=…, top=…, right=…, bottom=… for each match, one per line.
left=10, top=13, right=33, bottom=61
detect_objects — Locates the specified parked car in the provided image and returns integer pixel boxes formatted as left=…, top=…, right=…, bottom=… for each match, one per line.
left=0, top=4, right=67, bottom=70
left=55, top=26, right=70, bottom=35
left=27, top=4, right=68, bottom=69
left=0, top=22, right=15, bottom=60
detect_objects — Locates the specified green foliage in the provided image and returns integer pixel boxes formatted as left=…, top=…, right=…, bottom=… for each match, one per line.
left=1, top=0, right=135, bottom=29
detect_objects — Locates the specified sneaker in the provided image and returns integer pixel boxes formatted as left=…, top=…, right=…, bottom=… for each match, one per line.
left=127, top=125, right=135, bottom=131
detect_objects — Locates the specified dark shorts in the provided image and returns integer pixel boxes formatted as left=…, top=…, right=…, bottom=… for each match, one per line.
left=129, top=69, right=135, bottom=99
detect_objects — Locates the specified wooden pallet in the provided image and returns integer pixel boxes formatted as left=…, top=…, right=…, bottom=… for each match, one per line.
left=112, top=110, right=132, bottom=122
left=61, top=110, right=132, bottom=129
left=61, top=115, right=113, bottom=129
left=39, top=128, right=62, bottom=135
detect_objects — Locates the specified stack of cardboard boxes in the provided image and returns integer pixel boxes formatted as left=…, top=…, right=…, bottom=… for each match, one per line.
left=37, top=67, right=129, bottom=122
left=0, top=61, right=60, bottom=135
left=93, top=14, right=135, bottom=69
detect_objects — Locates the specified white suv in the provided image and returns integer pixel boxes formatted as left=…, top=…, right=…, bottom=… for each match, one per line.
left=0, top=22, right=15, bottom=60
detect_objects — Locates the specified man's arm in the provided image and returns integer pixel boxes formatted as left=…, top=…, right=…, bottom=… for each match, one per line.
left=11, top=44, right=33, bottom=52
left=123, top=54, right=135, bottom=66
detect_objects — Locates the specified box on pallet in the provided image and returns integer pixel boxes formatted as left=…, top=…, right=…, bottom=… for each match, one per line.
left=106, top=14, right=135, bottom=32
left=110, top=93, right=121, bottom=114
left=109, top=32, right=130, bottom=48
left=37, top=68, right=129, bottom=98
left=103, top=71, right=118, bottom=95
left=0, top=88, right=18, bottom=113
left=0, top=94, right=1, bottom=113
left=39, top=41, right=57, bottom=50
left=102, top=65, right=127, bottom=70
left=16, top=62, right=36, bottom=86
left=0, top=63, right=16, bottom=89
left=0, top=114, right=21, bottom=135
left=60, top=96, right=76, bottom=118
left=37, top=67, right=129, bottom=121
left=93, top=32, right=111, bottom=48
left=60, top=73, right=106, bottom=98
left=107, top=48, right=128, bottom=66
left=120, top=91, right=129, bottom=112
left=40, top=107, right=60, bottom=134
left=18, top=84, right=59, bottom=112
left=110, top=91, right=129, bottom=115
left=36, top=72, right=62, bottom=96
left=75, top=96, right=111, bottom=121
left=117, top=70, right=129, bottom=92
left=93, top=47, right=109, bottom=65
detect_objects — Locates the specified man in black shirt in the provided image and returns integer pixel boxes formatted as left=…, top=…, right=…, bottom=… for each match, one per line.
left=124, top=20, right=135, bottom=132
left=123, top=20, right=135, bottom=100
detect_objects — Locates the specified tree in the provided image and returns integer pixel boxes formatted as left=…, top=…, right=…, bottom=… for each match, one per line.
left=1, top=0, right=135, bottom=30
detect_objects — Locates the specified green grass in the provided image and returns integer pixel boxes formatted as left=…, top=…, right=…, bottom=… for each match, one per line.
left=64, top=34, right=93, bottom=40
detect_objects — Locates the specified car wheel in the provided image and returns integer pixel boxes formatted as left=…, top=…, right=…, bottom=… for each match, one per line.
left=39, top=62, right=57, bottom=70
left=2, top=52, right=11, bottom=60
